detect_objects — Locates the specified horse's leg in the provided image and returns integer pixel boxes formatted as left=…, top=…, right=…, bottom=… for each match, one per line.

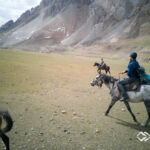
left=107, top=67, right=111, bottom=75
left=141, top=101, right=150, bottom=127
left=124, top=101, right=137, bottom=122
left=105, top=99, right=117, bottom=116
left=0, top=133, right=9, bottom=150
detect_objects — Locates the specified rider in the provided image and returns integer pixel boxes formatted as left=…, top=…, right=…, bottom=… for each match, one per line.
left=139, top=66, right=150, bottom=85
left=117, top=52, right=140, bottom=101
left=101, top=58, right=106, bottom=68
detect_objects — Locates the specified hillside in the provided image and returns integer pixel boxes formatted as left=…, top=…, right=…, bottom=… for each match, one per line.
left=0, top=0, right=150, bottom=51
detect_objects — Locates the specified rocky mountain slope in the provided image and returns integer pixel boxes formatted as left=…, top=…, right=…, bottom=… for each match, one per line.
left=0, top=0, right=150, bottom=51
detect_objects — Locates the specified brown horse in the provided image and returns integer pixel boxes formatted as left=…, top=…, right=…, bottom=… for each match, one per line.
left=93, top=62, right=111, bottom=74
left=0, top=111, right=13, bottom=150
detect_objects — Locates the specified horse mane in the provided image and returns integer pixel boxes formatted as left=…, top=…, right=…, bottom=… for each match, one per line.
left=101, top=74, right=118, bottom=84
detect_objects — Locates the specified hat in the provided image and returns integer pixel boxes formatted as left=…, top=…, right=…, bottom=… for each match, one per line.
left=130, top=52, right=137, bottom=59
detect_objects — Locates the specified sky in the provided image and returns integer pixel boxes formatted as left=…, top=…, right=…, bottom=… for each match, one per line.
left=0, top=0, right=41, bottom=26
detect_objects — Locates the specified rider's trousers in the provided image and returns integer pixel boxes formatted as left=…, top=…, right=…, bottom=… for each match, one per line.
left=117, top=77, right=136, bottom=98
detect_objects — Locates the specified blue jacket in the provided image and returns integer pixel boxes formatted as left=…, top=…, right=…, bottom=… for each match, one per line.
left=126, top=60, right=140, bottom=78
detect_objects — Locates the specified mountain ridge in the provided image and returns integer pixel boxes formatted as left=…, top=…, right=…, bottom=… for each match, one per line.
left=0, top=0, right=150, bottom=51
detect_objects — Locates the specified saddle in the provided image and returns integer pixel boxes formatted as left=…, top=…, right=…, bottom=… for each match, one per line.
left=124, top=80, right=140, bottom=91
left=114, top=79, right=140, bottom=98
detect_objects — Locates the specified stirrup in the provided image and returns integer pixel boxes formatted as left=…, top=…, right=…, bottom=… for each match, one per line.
left=120, top=97, right=128, bottom=102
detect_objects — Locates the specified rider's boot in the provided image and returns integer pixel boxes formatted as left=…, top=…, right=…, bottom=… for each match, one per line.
left=120, top=96, right=128, bottom=101
left=117, top=83, right=129, bottom=102
left=120, top=93, right=129, bottom=102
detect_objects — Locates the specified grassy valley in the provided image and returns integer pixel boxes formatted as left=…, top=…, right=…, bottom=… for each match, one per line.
left=0, top=49, right=150, bottom=150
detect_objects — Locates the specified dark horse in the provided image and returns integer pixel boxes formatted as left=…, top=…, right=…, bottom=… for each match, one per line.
left=91, top=73, right=150, bottom=127
left=0, top=111, right=13, bottom=150
left=93, top=62, right=111, bottom=74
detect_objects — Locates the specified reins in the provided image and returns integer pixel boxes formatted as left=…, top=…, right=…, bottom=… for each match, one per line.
left=118, top=73, right=121, bottom=81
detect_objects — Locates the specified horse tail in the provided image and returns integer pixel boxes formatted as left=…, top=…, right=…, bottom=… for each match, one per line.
left=0, top=111, right=13, bottom=133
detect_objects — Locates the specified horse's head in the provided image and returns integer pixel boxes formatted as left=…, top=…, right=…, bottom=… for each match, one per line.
left=90, top=74, right=104, bottom=87
left=91, top=73, right=116, bottom=87
left=93, top=62, right=99, bottom=67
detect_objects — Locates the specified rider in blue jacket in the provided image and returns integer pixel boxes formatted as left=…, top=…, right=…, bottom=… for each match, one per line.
left=117, top=52, right=140, bottom=101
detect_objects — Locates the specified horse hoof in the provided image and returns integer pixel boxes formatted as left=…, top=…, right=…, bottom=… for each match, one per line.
left=134, top=119, right=138, bottom=123
left=133, top=117, right=138, bottom=123
left=105, top=112, right=108, bottom=116
left=140, top=123, right=147, bottom=127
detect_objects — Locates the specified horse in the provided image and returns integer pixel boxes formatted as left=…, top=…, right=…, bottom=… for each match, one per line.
left=0, top=111, right=13, bottom=150
left=90, top=73, right=150, bottom=127
left=93, top=62, right=111, bottom=74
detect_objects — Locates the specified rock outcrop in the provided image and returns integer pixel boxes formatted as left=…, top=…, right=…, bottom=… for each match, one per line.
left=0, top=20, right=15, bottom=33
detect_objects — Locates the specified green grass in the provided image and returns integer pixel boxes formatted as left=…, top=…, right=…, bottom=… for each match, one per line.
left=0, top=49, right=150, bottom=150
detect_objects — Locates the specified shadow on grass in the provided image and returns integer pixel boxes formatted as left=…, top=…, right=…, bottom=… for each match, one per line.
left=108, top=115, right=150, bottom=132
